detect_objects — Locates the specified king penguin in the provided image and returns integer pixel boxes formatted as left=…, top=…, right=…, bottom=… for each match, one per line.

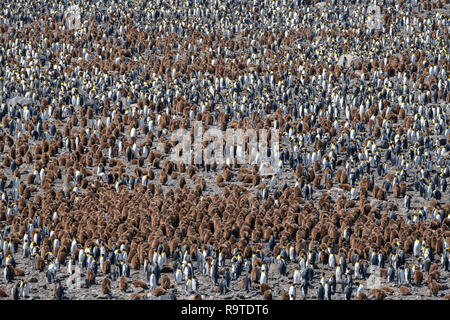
left=325, top=281, right=332, bottom=300
left=244, top=271, right=251, bottom=292
left=344, top=284, right=352, bottom=300
left=317, top=282, right=325, bottom=300
left=219, top=276, right=228, bottom=295
left=289, top=283, right=296, bottom=300
left=53, top=279, right=64, bottom=300
left=11, top=282, right=19, bottom=300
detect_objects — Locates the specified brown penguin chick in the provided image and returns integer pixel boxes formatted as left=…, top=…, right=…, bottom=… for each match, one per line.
left=313, top=160, right=321, bottom=173
left=356, top=292, right=367, bottom=300
left=375, top=188, right=385, bottom=200
left=260, top=283, right=271, bottom=293
left=399, top=181, right=406, bottom=196
left=0, top=288, right=8, bottom=297
left=192, top=293, right=202, bottom=300
left=373, top=185, right=380, bottom=197
left=434, top=238, right=443, bottom=254
left=319, top=250, right=328, bottom=264
left=241, top=276, right=248, bottom=290
left=263, top=289, right=272, bottom=300
left=130, top=255, right=140, bottom=270
left=13, top=267, right=25, bottom=277
left=339, top=171, right=348, bottom=184
left=161, top=264, right=173, bottom=273
left=216, top=174, right=224, bottom=185
left=393, top=184, right=400, bottom=198
left=35, top=256, right=45, bottom=271
left=380, top=286, right=394, bottom=295
left=179, top=176, right=186, bottom=188
left=429, top=264, right=439, bottom=274
left=152, top=287, right=166, bottom=297
left=119, top=276, right=128, bottom=292
left=147, top=169, right=155, bottom=180
left=101, top=278, right=111, bottom=295
left=307, top=168, right=315, bottom=182
left=130, top=293, right=145, bottom=300
left=295, top=165, right=303, bottom=178
left=86, top=269, right=95, bottom=284
left=345, top=200, right=356, bottom=208
left=313, top=174, right=322, bottom=188
left=223, top=169, right=232, bottom=181
left=161, top=275, right=173, bottom=289
left=429, top=281, right=439, bottom=296
left=444, top=294, right=450, bottom=300
left=281, top=290, right=290, bottom=300
left=370, top=289, right=385, bottom=300
left=399, top=286, right=410, bottom=296
left=102, top=260, right=111, bottom=274
left=133, top=280, right=148, bottom=289
left=414, top=270, right=423, bottom=284
left=379, top=268, right=388, bottom=278
left=339, top=183, right=351, bottom=191
left=27, top=174, right=36, bottom=185
left=57, top=248, right=67, bottom=265
left=170, top=171, right=179, bottom=180
left=159, top=171, right=168, bottom=184
left=429, top=270, right=440, bottom=282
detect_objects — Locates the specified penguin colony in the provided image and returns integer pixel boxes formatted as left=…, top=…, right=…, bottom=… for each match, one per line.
left=0, top=0, right=449, bottom=300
